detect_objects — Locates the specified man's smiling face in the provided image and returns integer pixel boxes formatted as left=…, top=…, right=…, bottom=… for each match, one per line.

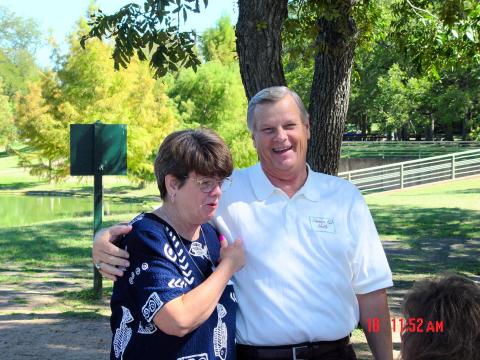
left=251, top=94, right=310, bottom=179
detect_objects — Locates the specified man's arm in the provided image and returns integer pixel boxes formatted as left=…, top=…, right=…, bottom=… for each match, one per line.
left=92, top=224, right=132, bottom=281
left=357, top=288, right=393, bottom=360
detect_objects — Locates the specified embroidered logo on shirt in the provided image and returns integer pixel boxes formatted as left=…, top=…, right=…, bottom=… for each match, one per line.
left=113, top=306, right=134, bottom=359
left=168, top=278, right=186, bottom=288
left=164, top=226, right=196, bottom=286
left=213, top=304, right=228, bottom=360
left=138, top=321, right=157, bottom=335
left=141, top=292, right=163, bottom=322
left=189, top=242, right=210, bottom=259
left=309, top=217, right=336, bottom=233
left=164, top=244, right=178, bottom=262
left=128, top=271, right=135, bottom=285
left=177, top=354, right=209, bottom=360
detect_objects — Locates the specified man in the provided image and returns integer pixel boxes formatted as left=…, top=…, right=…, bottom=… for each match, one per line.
left=93, top=86, right=393, bottom=359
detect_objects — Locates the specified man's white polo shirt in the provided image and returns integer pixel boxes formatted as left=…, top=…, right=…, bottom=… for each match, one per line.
left=214, top=163, right=393, bottom=346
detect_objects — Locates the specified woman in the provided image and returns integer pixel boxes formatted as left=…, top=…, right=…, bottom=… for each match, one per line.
left=110, top=128, right=244, bottom=360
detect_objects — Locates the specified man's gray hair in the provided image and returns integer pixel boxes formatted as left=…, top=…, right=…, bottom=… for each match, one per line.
left=246, top=86, right=309, bottom=132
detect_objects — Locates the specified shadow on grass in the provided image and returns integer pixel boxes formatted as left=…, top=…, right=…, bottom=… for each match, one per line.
left=112, top=196, right=159, bottom=203
left=371, top=205, right=480, bottom=240
left=25, top=187, right=94, bottom=196
left=0, top=181, right=46, bottom=190
left=56, top=288, right=112, bottom=303
left=383, top=237, right=480, bottom=316
left=0, top=217, right=129, bottom=267
left=104, top=185, right=147, bottom=195
left=0, top=220, right=93, bottom=267
left=441, top=188, right=480, bottom=195
left=0, top=311, right=109, bottom=321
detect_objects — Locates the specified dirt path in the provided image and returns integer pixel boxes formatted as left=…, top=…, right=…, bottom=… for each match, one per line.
left=0, top=268, right=111, bottom=359
left=0, top=315, right=110, bottom=359
left=1, top=238, right=478, bottom=359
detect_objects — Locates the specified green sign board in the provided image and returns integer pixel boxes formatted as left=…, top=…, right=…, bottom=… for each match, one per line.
left=70, top=122, right=127, bottom=175
left=70, top=121, right=127, bottom=295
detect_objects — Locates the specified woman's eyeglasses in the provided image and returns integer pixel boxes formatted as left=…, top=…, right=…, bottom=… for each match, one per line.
left=187, top=176, right=232, bottom=193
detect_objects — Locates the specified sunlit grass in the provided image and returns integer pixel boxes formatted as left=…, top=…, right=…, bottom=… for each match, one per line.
left=366, top=177, right=480, bottom=240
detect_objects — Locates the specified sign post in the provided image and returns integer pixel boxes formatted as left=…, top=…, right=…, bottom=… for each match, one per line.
left=70, top=121, right=127, bottom=296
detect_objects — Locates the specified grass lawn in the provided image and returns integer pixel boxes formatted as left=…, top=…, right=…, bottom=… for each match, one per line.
left=0, top=215, right=134, bottom=318
left=366, top=177, right=480, bottom=241
left=365, top=177, right=479, bottom=301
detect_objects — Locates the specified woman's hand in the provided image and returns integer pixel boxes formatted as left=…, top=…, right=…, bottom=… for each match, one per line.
left=218, top=235, right=245, bottom=273
left=154, top=234, right=245, bottom=337
left=92, top=224, right=132, bottom=281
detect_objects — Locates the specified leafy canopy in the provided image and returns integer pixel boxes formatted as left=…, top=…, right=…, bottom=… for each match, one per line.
left=81, top=0, right=209, bottom=77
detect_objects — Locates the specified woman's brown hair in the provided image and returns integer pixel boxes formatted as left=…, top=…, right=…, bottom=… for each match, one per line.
left=154, top=128, right=233, bottom=199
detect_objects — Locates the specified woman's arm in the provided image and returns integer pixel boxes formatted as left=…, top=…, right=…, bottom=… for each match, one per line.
left=154, top=238, right=243, bottom=336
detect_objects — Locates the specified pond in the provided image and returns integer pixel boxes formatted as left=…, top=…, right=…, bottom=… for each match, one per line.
left=0, top=194, right=156, bottom=227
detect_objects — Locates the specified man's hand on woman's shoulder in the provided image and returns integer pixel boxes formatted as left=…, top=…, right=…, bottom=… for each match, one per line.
left=92, top=224, right=132, bottom=281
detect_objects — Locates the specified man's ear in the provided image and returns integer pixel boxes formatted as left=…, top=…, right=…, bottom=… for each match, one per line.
left=251, top=131, right=257, bottom=149
left=305, top=116, right=311, bottom=140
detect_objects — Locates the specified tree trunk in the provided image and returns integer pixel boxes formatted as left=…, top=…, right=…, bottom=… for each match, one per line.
left=361, top=115, right=367, bottom=138
left=446, top=123, right=454, bottom=141
left=462, top=108, right=471, bottom=141
left=401, top=124, right=409, bottom=141
left=425, top=114, right=434, bottom=141
left=236, top=0, right=288, bottom=100
left=307, top=10, right=357, bottom=175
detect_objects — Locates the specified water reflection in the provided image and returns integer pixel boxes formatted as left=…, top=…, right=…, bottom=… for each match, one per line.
left=0, top=195, right=147, bottom=227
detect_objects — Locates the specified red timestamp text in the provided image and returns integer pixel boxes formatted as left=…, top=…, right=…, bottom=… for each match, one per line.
left=366, top=317, right=445, bottom=333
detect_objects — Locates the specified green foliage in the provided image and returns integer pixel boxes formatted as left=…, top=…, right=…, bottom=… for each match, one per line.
left=431, top=83, right=471, bottom=139
left=0, top=78, right=15, bottom=149
left=344, top=0, right=480, bottom=140
left=371, top=64, right=434, bottom=139
left=470, top=126, right=480, bottom=141
left=200, top=15, right=236, bottom=64
left=169, top=61, right=257, bottom=168
left=0, top=6, right=41, bottom=97
left=0, top=6, right=41, bottom=53
left=81, top=0, right=208, bottom=77
left=374, top=64, right=411, bottom=134
left=15, top=28, right=179, bottom=182
left=391, top=0, right=480, bottom=74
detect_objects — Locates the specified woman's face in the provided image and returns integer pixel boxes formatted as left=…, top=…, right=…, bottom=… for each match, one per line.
left=174, top=171, right=223, bottom=225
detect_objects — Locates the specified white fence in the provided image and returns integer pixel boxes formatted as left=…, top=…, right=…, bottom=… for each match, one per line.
left=341, top=141, right=480, bottom=159
left=338, top=149, right=480, bottom=193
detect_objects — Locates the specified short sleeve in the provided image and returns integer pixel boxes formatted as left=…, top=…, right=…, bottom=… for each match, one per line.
left=124, top=228, right=186, bottom=323
left=348, top=189, right=393, bottom=294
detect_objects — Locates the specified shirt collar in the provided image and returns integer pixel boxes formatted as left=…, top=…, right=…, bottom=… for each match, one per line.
left=250, top=163, right=322, bottom=202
